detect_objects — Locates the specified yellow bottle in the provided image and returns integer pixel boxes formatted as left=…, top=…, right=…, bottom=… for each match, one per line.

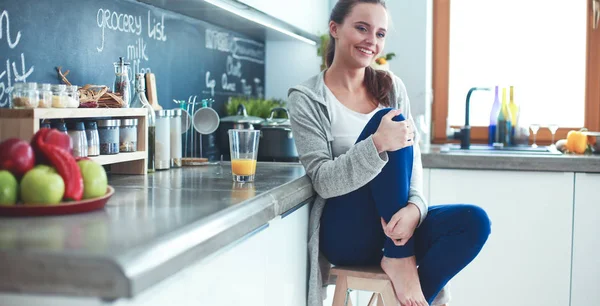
left=508, top=86, right=519, bottom=128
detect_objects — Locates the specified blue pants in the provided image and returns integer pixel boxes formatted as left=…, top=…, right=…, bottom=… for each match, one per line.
left=320, top=109, right=491, bottom=304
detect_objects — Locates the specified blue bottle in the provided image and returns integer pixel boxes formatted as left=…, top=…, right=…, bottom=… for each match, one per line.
left=488, top=86, right=501, bottom=145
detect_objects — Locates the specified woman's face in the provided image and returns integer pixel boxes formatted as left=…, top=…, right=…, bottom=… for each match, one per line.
left=331, top=3, right=388, bottom=69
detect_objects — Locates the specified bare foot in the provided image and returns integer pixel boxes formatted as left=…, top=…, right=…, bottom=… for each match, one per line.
left=381, top=256, right=429, bottom=306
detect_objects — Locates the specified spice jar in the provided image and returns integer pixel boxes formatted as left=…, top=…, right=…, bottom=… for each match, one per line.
left=66, top=85, right=80, bottom=108
left=50, top=121, right=68, bottom=134
left=51, top=84, right=68, bottom=108
left=67, top=121, right=88, bottom=158
left=85, top=121, right=100, bottom=156
left=38, top=83, right=52, bottom=108
left=11, top=83, right=39, bottom=109
left=170, top=109, right=183, bottom=168
left=119, top=118, right=138, bottom=153
left=97, top=119, right=120, bottom=155
left=40, top=121, right=51, bottom=129
left=155, top=110, right=171, bottom=170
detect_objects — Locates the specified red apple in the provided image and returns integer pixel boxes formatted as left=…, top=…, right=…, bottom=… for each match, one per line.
left=0, top=138, right=35, bottom=178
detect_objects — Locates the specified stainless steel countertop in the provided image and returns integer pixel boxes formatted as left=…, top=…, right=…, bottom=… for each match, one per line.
left=422, top=145, right=600, bottom=173
left=0, top=163, right=314, bottom=300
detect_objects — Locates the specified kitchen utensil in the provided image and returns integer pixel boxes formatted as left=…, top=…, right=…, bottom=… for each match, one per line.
left=0, top=186, right=114, bottom=217
left=193, top=106, right=220, bottom=135
left=584, top=131, right=600, bottom=153
left=218, top=104, right=264, bottom=158
left=145, top=73, right=162, bottom=110
left=228, top=129, right=260, bottom=183
left=257, top=107, right=298, bottom=162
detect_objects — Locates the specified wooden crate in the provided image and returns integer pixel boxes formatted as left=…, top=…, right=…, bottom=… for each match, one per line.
left=0, top=108, right=148, bottom=175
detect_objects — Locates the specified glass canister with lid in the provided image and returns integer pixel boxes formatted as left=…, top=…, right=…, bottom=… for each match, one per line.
left=51, top=84, right=68, bottom=108
left=67, top=121, right=88, bottom=158
left=11, top=82, right=39, bottom=109
left=85, top=121, right=100, bottom=156
left=170, top=109, right=183, bottom=168
left=38, top=83, right=52, bottom=108
left=50, top=120, right=68, bottom=135
left=119, top=118, right=138, bottom=153
left=66, top=85, right=80, bottom=108
left=155, top=110, right=171, bottom=170
left=97, top=119, right=121, bottom=155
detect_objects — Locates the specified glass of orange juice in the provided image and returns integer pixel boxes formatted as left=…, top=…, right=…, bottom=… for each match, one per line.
left=228, top=129, right=260, bottom=183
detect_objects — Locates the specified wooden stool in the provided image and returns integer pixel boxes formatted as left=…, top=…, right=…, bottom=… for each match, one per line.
left=330, top=266, right=397, bottom=306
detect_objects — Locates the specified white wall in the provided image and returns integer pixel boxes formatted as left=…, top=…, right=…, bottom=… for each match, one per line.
left=384, top=0, right=433, bottom=138
left=238, top=0, right=329, bottom=35
left=265, top=40, right=321, bottom=100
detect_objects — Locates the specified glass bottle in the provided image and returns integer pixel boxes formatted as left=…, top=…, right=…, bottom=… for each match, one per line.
left=488, top=85, right=501, bottom=145
left=496, top=87, right=513, bottom=146
left=113, top=57, right=131, bottom=108
left=131, top=73, right=155, bottom=173
left=508, top=86, right=519, bottom=144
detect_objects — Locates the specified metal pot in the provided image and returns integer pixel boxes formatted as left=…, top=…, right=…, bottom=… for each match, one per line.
left=218, top=104, right=265, bottom=157
left=585, top=131, right=600, bottom=154
left=258, top=107, right=299, bottom=162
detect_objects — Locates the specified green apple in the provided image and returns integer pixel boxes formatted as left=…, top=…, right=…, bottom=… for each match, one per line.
left=20, top=165, right=65, bottom=205
left=0, top=170, right=18, bottom=205
left=77, top=160, right=107, bottom=199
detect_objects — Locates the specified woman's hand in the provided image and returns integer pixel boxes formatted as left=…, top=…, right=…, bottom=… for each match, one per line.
left=372, top=109, right=415, bottom=153
left=380, top=203, right=421, bottom=246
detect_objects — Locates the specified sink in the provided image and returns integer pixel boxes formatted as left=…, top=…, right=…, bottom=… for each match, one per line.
left=439, top=144, right=563, bottom=156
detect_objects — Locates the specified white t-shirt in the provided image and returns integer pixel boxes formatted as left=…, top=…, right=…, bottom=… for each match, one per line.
left=324, top=85, right=383, bottom=158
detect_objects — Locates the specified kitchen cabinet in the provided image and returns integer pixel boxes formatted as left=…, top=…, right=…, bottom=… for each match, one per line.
left=570, top=173, right=600, bottom=306
left=428, top=169, right=573, bottom=306
left=0, top=203, right=310, bottom=306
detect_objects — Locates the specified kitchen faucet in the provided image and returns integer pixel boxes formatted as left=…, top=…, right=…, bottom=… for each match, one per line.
left=453, top=87, right=491, bottom=149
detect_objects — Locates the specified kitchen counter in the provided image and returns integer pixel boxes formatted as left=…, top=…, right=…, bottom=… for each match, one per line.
left=421, top=145, right=600, bottom=173
left=0, top=163, right=314, bottom=300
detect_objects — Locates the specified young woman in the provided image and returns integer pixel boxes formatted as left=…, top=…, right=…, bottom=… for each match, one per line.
left=287, top=1, right=491, bottom=305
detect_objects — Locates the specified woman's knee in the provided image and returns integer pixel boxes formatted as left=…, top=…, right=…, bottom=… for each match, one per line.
left=460, top=204, right=492, bottom=243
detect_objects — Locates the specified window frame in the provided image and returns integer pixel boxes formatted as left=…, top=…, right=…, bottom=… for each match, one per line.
left=432, top=0, right=600, bottom=145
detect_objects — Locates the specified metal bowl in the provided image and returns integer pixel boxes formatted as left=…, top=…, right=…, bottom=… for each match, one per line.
left=584, top=131, right=600, bottom=153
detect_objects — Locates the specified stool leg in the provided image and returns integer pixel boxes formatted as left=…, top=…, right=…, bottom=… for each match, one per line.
left=332, top=275, right=349, bottom=306
left=367, top=293, right=378, bottom=306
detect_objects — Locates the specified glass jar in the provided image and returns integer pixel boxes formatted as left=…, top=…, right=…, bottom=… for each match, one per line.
left=119, top=118, right=138, bottom=153
left=50, top=121, right=68, bottom=134
left=51, top=84, right=68, bottom=108
left=170, top=109, right=183, bottom=168
left=38, top=83, right=52, bottom=108
left=85, top=121, right=100, bottom=156
left=67, top=121, right=88, bottom=158
left=66, top=85, right=80, bottom=108
left=97, top=119, right=120, bottom=155
left=11, top=82, right=39, bottom=109
left=40, top=121, right=51, bottom=129
left=155, top=110, right=171, bottom=170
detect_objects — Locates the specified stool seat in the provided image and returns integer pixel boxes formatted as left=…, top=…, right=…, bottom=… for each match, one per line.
left=329, top=265, right=397, bottom=306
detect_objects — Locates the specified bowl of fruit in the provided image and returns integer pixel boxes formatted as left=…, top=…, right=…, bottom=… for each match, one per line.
left=0, top=128, right=114, bottom=216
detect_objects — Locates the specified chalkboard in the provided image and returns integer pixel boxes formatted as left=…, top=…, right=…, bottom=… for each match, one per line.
left=0, top=0, right=265, bottom=111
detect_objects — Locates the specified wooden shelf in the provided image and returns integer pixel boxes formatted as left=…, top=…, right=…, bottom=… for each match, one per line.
left=0, top=108, right=148, bottom=175
left=0, top=108, right=147, bottom=119
left=91, top=151, right=146, bottom=165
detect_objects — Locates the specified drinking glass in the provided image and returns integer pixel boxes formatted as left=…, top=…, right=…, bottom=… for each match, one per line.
left=228, top=129, right=260, bottom=183
left=548, top=124, right=559, bottom=147
left=529, top=124, right=540, bottom=148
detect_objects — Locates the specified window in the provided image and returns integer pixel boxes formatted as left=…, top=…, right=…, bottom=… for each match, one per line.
left=433, top=0, right=600, bottom=144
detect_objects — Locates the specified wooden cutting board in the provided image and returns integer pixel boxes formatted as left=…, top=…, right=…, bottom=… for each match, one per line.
left=145, top=73, right=162, bottom=110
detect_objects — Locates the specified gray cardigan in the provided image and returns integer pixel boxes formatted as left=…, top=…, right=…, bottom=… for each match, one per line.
left=287, top=70, right=450, bottom=305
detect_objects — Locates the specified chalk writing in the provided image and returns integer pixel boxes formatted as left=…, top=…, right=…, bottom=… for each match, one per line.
left=221, top=73, right=236, bottom=92
left=0, top=10, right=33, bottom=107
left=206, top=71, right=216, bottom=97
left=254, top=78, right=263, bottom=98
left=96, top=8, right=142, bottom=52
left=147, top=11, right=167, bottom=42
left=232, top=37, right=264, bottom=64
left=205, top=29, right=230, bottom=52
left=226, top=56, right=242, bottom=78
left=0, top=10, right=21, bottom=49
left=240, top=79, right=252, bottom=96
